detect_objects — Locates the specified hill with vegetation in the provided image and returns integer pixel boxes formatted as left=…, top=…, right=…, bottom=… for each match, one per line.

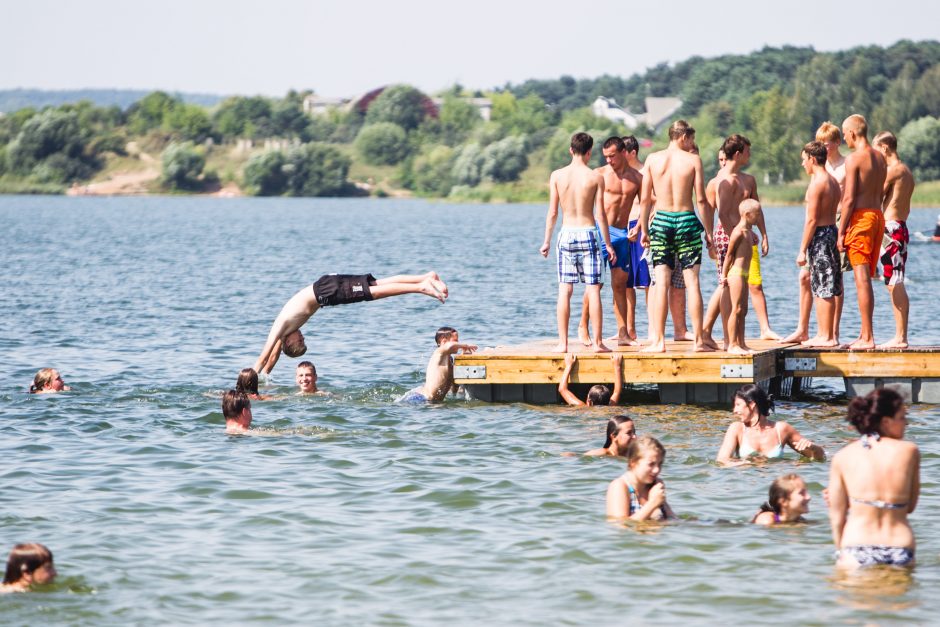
left=2, top=40, right=940, bottom=203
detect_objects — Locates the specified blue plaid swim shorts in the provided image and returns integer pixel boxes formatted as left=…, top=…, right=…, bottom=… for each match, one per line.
left=557, top=226, right=606, bottom=285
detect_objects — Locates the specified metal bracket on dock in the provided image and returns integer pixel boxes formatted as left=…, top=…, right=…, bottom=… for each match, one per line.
left=784, top=357, right=817, bottom=372
left=454, top=365, right=487, bottom=380
left=720, top=364, right=754, bottom=379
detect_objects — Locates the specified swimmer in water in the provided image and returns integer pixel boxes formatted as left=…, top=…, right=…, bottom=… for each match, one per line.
left=252, top=271, right=448, bottom=375
left=606, top=435, right=676, bottom=521
left=558, top=353, right=623, bottom=406
left=295, top=361, right=329, bottom=396
left=399, top=327, right=477, bottom=403
left=235, top=367, right=271, bottom=400
left=223, top=389, right=253, bottom=434
left=751, top=474, right=811, bottom=525
left=1, top=544, right=56, bottom=593
left=29, top=368, right=70, bottom=394
left=584, top=415, right=637, bottom=456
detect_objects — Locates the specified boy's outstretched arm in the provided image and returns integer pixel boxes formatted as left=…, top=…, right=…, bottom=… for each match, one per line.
left=559, top=354, right=585, bottom=406
left=610, top=353, right=623, bottom=405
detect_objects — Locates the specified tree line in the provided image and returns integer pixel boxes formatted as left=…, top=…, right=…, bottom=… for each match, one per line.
left=1, top=40, right=939, bottom=196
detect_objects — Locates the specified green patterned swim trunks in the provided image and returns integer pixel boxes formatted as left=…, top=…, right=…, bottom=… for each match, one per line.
left=648, top=210, right=704, bottom=270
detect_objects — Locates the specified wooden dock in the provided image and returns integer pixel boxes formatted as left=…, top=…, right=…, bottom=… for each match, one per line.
left=453, top=339, right=940, bottom=404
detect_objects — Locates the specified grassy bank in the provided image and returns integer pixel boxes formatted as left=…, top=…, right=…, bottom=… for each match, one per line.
left=0, top=176, right=64, bottom=195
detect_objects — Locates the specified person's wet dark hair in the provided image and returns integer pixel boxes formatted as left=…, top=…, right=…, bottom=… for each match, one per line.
left=803, top=141, right=827, bottom=165
left=621, top=135, right=639, bottom=154
left=235, top=368, right=259, bottom=395
left=734, top=384, right=774, bottom=417
left=846, top=388, right=904, bottom=436
left=222, top=390, right=251, bottom=420
left=435, top=326, right=457, bottom=345
left=3, top=543, right=53, bottom=585
left=570, top=132, right=593, bottom=156
left=586, top=384, right=612, bottom=406
left=602, top=415, right=635, bottom=448
left=602, top=136, right=626, bottom=152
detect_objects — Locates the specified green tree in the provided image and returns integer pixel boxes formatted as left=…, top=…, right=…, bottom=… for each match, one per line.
left=490, top=92, right=556, bottom=136
left=5, top=109, right=91, bottom=179
left=438, top=95, right=482, bottom=145
left=212, top=96, right=275, bottom=139
left=480, top=135, right=528, bottom=182
left=127, top=91, right=180, bottom=135
left=282, top=143, right=351, bottom=196
left=354, top=122, right=408, bottom=165
left=871, top=61, right=919, bottom=133
left=914, top=64, right=940, bottom=118
left=164, top=104, right=212, bottom=142
left=452, top=143, right=484, bottom=186
left=410, top=145, right=455, bottom=196
left=898, top=116, right=940, bottom=180
left=364, top=84, right=430, bottom=131
left=243, top=150, right=288, bottom=196
left=161, top=142, right=205, bottom=190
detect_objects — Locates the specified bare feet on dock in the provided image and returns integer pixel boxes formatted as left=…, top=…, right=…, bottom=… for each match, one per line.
left=760, top=329, right=782, bottom=341
left=550, top=342, right=568, bottom=353
left=727, top=345, right=751, bottom=355
left=618, top=337, right=639, bottom=347
left=591, top=341, right=612, bottom=353
left=673, top=331, right=694, bottom=341
left=847, top=338, right=876, bottom=350
left=641, top=339, right=666, bottom=353
left=701, top=336, right=720, bottom=351
left=694, top=341, right=717, bottom=352
left=578, top=326, right=592, bottom=346
left=779, top=330, right=808, bottom=344
left=801, top=336, right=839, bottom=347
left=877, top=338, right=909, bottom=349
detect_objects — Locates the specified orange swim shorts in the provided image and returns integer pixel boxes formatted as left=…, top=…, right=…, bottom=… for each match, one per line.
left=844, top=208, right=885, bottom=275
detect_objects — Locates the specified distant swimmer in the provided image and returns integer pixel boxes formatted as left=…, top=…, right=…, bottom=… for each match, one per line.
left=638, top=120, right=712, bottom=353
left=558, top=353, right=622, bottom=407
left=29, top=368, right=70, bottom=394
left=606, top=436, right=676, bottom=521
left=1, top=543, right=56, bottom=593
left=796, top=141, right=842, bottom=348
left=873, top=131, right=915, bottom=349
left=235, top=367, right=271, bottom=400
left=838, top=114, right=887, bottom=350
left=829, top=389, right=919, bottom=568
left=295, top=361, right=329, bottom=396
left=716, top=384, right=825, bottom=464
left=751, top=474, right=811, bottom=525
left=540, top=132, right=616, bottom=353
left=223, top=389, right=253, bottom=434
left=252, top=271, right=448, bottom=375
left=583, top=415, right=637, bottom=456
left=398, top=326, right=477, bottom=403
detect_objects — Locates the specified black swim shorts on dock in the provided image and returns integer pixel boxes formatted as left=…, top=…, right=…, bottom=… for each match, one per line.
left=312, top=274, right=377, bottom=306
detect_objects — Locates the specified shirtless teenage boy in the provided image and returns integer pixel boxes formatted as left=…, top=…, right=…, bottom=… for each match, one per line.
left=540, top=132, right=616, bottom=353
left=874, top=131, right=916, bottom=349
left=576, top=136, right=642, bottom=346
left=839, top=114, right=887, bottom=350
left=638, top=120, right=713, bottom=353
left=400, top=326, right=477, bottom=403
left=252, top=272, right=448, bottom=374
left=797, top=141, right=842, bottom=347
left=296, top=361, right=328, bottom=395
left=719, top=199, right=761, bottom=355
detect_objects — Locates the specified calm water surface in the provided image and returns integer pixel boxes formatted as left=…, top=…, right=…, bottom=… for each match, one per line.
left=2, top=196, right=940, bottom=625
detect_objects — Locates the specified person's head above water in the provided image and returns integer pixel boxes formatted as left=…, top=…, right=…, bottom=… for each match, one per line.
left=222, top=390, right=252, bottom=432
left=295, top=361, right=318, bottom=394
left=435, top=326, right=458, bottom=345
left=603, top=415, right=637, bottom=450
left=755, top=474, right=810, bottom=523
left=625, top=435, right=666, bottom=484
left=3, top=543, right=56, bottom=591
left=282, top=330, right=307, bottom=358
left=846, top=388, right=905, bottom=438
left=235, top=368, right=259, bottom=396
left=586, top=384, right=613, bottom=406
left=733, top=384, right=774, bottom=423
left=29, top=368, right=68, bottom=394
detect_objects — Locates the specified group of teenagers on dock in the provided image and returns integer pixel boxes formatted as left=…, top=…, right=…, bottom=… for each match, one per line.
left=543, top=114, right=915, bottom=355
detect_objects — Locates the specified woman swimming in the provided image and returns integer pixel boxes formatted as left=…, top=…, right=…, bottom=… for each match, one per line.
left=584, top=415, right=636, bottom=457
left=716, top=384, right=825, bottom=463
left=235, top=367, right=270, bottom=401
left=1, top=543, right=56, bottom=592
left=752, top=474, right=810, bottom=525
left=29, top=368, right=70, bottom=394
left=606, top=435, right=676, bottom=521
left=829, top=388, right=919, bottom=568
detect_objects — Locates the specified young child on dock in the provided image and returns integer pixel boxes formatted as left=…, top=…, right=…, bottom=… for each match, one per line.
left=584, top=415, right=636, bottom=456
left=558, top=353, right=622, bottom=406
left=718, top=199, right=760, bottom=355
left=2, top=544, right=56, bottom=592
left=399, top=327, right=477, bottom=403
left=751, top=474, right=811, bottom=525
left=606, top=436, right=676, bottom=521
left=29, top=368, right=70, bottom=394
left=223, top=390, right=253, bottom=434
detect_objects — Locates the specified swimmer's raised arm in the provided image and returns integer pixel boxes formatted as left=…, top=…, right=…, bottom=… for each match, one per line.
left=610, top=353, right=623, bottom=406
left=559, top=354, right=585, bottom=406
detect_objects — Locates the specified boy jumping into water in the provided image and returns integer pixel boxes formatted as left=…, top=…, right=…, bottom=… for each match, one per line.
left=252, top=272, right=447, bottom=374
left=540, top=132, right=616, bottom=353
left=400, top=326, right=478, bottom=403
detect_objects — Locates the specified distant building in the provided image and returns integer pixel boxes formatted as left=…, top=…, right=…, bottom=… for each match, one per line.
left=303, top=95, right=351, bottom=116
left=591, top=97, right=641, bottom=129
left=641, top=97, right=683, bottom=133
left=591, top=95, right=684, bottom=133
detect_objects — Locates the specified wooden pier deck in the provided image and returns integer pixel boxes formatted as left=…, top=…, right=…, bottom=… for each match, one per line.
left=453, top=339, right=940, bottom=404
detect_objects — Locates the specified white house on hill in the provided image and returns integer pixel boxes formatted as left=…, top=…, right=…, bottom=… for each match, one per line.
left=591, top=96, right=684, bottom=132
left=591, top=97, right=640, bottom=129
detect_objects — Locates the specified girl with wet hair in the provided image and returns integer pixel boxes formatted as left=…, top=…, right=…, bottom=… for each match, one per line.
left=606, top=435, right=676, bottom=521
left=829, top=388, right=919, bottom=568
left=234, top=367, right=270, bottom=401
left=2, top=543, right=56, bottom=592
left=584, top=415, right=636, bottom=457
left=752, top=474, right=810, bottom=525
left=29, top=368, right=70, bottom=394
left=716, top=384, right=825, bottom=463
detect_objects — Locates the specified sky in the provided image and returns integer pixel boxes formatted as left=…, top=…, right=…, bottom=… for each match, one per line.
left=4, top=0, right=938, bottom=97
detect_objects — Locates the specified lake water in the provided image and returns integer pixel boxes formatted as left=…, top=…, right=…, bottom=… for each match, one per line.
left=2, top=195, right=939, bottom=624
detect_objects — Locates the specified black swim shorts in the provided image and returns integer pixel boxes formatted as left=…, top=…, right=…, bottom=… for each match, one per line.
left=312, top=274, right=377, bottom=306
